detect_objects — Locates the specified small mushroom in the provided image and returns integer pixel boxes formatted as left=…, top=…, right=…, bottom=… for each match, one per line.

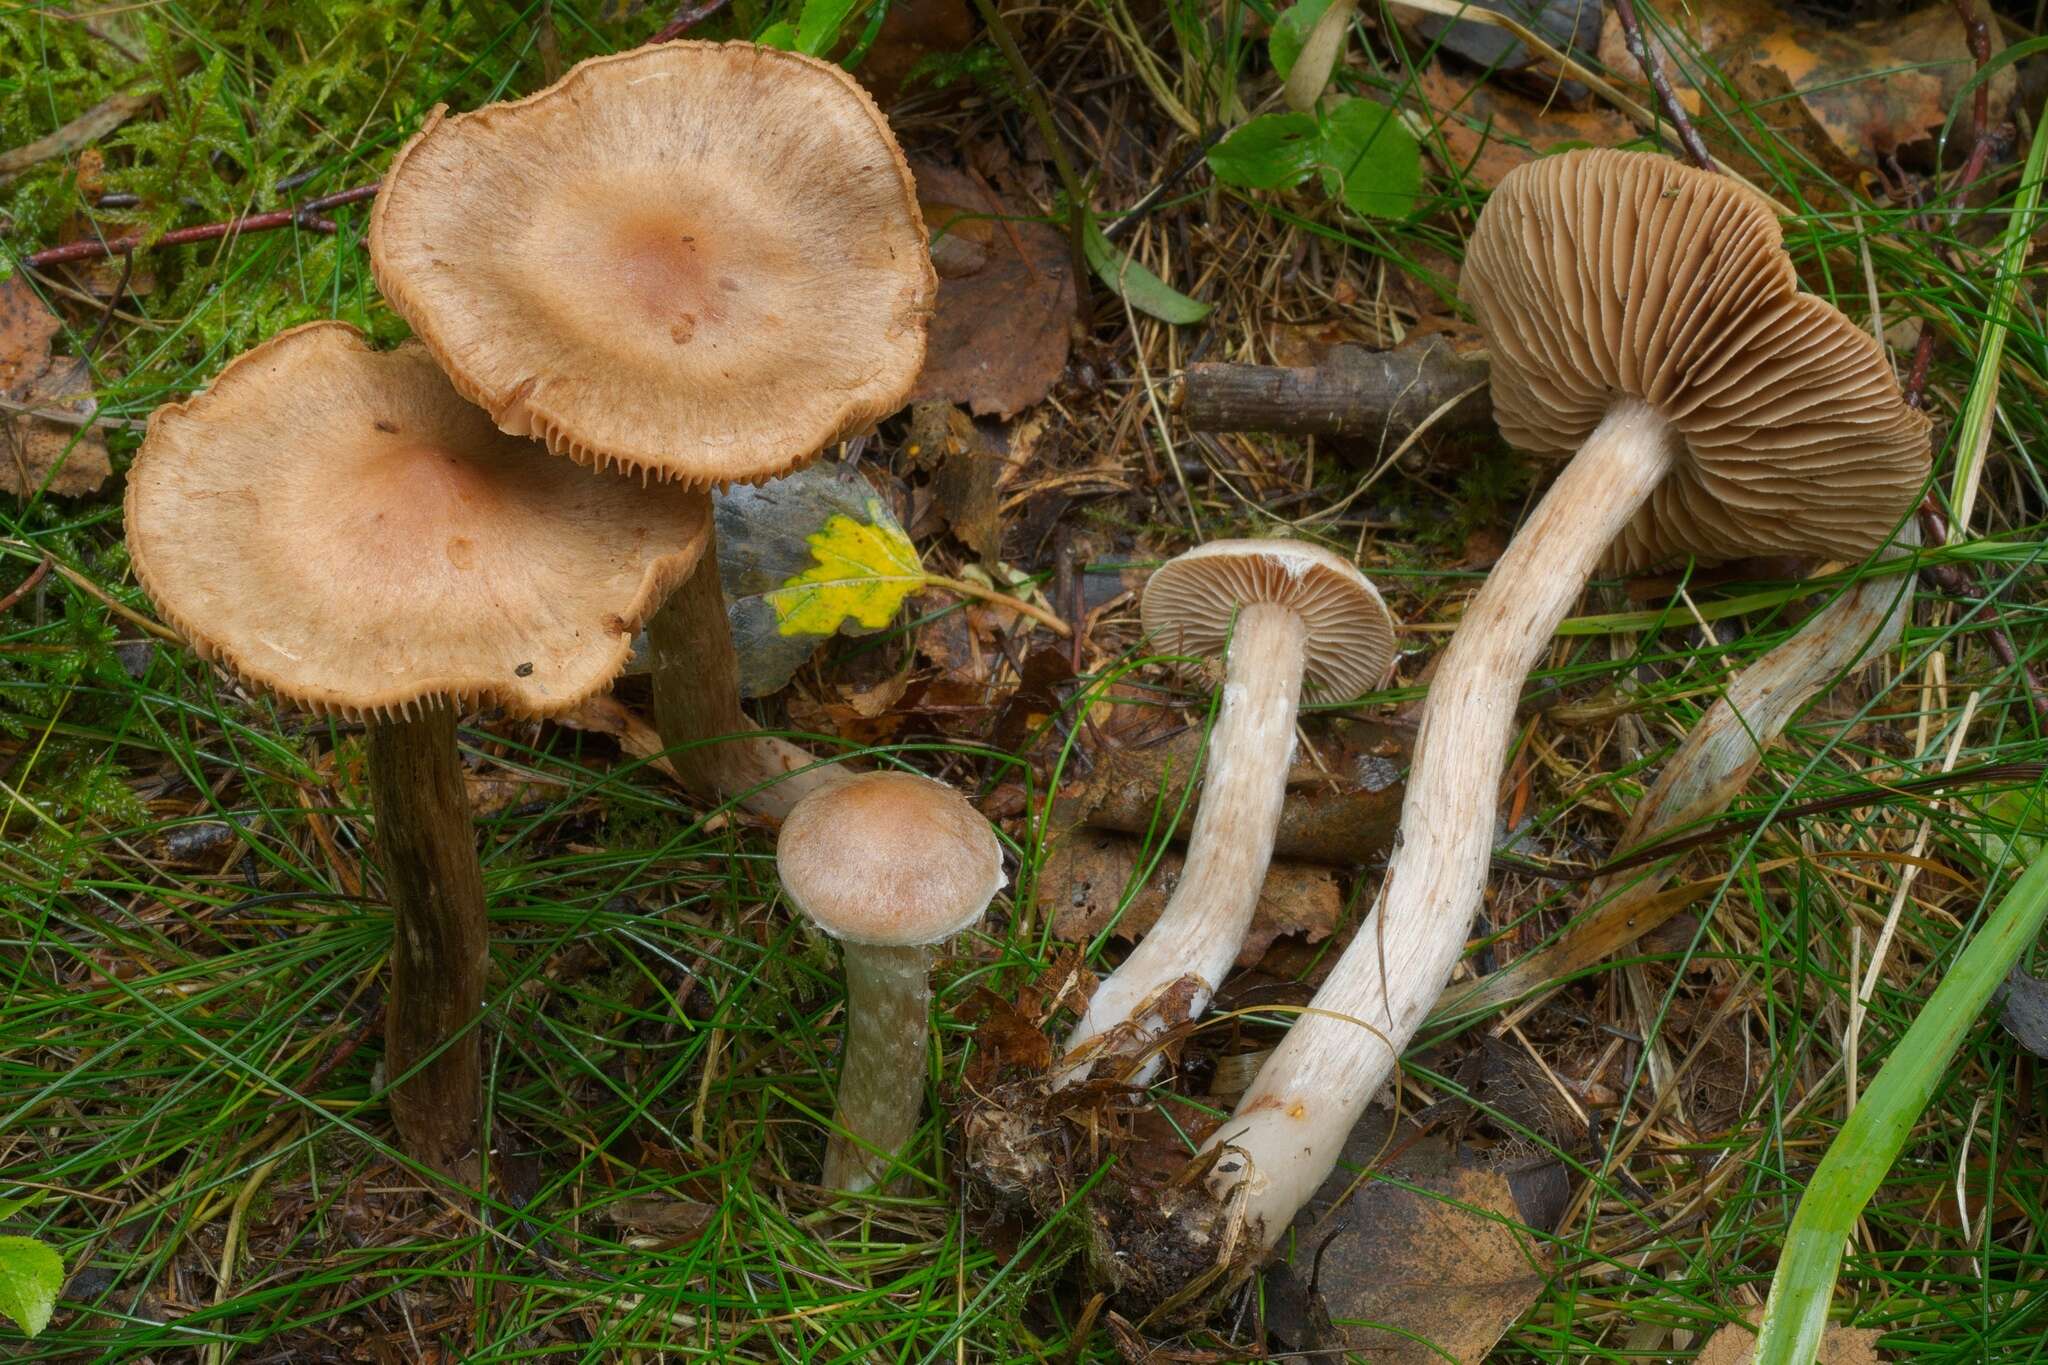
left=1200, top=150, right=1931, bottom=1254
left=1059, top=540, right=1393, bottom=1084
left=125, top=324, right=709, bottom=1175
left=369, top=42, right=935, bottom=821
left=776, top=772, right=1004, bottom=1192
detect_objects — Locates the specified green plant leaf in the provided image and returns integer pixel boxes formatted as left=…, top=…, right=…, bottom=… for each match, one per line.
left=795, top=0, right=864, bottom=56
left=0, top=1235, right=63, bottom=1339
left=755, top=19, right=798, bottom=49
left=764, top=497, right=925, bottom=637
left=1269, top=0, right=1335, bottom=80
left=1081, top=216, right=1210, bottom=324
left=1317, top=96, right=1422, bottom=220
left=1207, top=113, right=1321, bottom=190
left=0, top=1193, right=38, bottom=1222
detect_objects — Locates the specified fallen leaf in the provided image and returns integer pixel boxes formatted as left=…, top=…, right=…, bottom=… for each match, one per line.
left=1264, top=1119, right=1556, bottom=1363
left=1597, top=0, right=2014, bottom=173
left=1999, top=966, right=2048, bottom=1059
left=3, top=361, right=111, bottom=498
left=909, top=159, right=1075, bottom=419
left=600, top=1196, right=717, bottom=1240
left=555, top=693, right=681, bottom=785
left=1694, top=1307, right=1888, bottom=1364
left=715, top=462, right=920, bottom=697
left=1042, top=828, right=1341, bottom=969
left=907, top=401, right=1007, bottom=561
left=0, top=276, right=61, bottom=393
left=1419, top=63, right=1641, bottom=190
left=857, top=0, right=974, bottom=105
left=958, top=985, right=1054, bottom=1082
left=1400, top=0, right=1603, bottom=95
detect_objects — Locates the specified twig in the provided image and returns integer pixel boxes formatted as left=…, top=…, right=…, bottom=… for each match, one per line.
left=649, top=0, right=732, bottom=44
left=1610, top=0, right=1714, bottom=173
left=1951, top=0, right=1995, bottom=197
left=0, top=556, right=52, bottom=616
left=20, top=183, right=380, bottom=269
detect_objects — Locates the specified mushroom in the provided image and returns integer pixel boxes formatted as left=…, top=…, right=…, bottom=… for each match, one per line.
left=776, top=771, right=1004, bottom=1192
left=1058, top=540, right=1394, bottom=1085
left=369, top=41, right=935, bottom=821
left=125, top=323, right=709, bottom=1174
left=1197, top=150, right=1930, bottom=1255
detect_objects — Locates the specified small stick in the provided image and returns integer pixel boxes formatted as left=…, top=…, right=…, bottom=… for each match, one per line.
left=0, top=556, right=52, bottom=616
left=649, top=0, right=732, bottom=43
left=20, top=184, right=380, bottom=269
left=1610, top=0, right=1714, bottom=173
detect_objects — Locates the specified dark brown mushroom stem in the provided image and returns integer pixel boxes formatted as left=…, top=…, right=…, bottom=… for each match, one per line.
left=648, top=511, right=841, bottom=823
left=365, top=705, right=488, bottom=1176
left=825, top=943, right=934, bottom=1191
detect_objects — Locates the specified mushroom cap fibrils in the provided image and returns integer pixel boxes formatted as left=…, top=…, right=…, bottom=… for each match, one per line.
left=1141, top=539, right=1398, bottom=703
left=777, top=772, right=1005, bottom=948
left=126, top=323, right=710, bottom=721
left=1461, top=148, right=1930, bottom=573
left=369, top=41, right=936, bottom=487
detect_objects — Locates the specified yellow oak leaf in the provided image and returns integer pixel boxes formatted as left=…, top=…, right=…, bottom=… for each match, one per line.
left=766, top=498, right=925, bottom=637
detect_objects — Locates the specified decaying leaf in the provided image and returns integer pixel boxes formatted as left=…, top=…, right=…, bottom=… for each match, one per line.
left=1693, top=1306, right=1888, bottom=1364
left=0, top=276, right=61, bottom=392
left=1400, top=0, right=1602, bottom=97
left=959, top=985, right=1055, bottom=1078
left=715, top=462, right=921, bottom=697
left=3, top=361, right=112, bottom=498
left=1042, top=828, right=1341, bottom=969
left=909, top=159, right=1075, bottom=419
left=1419, top=63, right=1641, bottom=190
left=1999, top=966, right=2048, bottom=1059
left=600, top=1196, right=718, bottom=1240
left=1264, top=1118, right=1558, bottom=1362
left=857, top=0, right=973, bottom=105
left=555, top=693, right=681, bottom=786
left=1597, top=0, right=2014, bottom=172
left=908, top=401, right=1007, bottom=561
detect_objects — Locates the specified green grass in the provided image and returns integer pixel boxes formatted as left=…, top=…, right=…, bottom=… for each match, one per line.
left=4, top=0, right=2048, bottom=1359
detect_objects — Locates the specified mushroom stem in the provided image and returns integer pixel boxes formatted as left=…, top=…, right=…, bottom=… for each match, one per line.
left=1203, top=398, right=1678, bottom=1246
left=648, top=507, right=842, bottom=823
left=365, top=705, right=488, bottom=1177
left=1058, top=603, right=1308, bottom=1084
left=823, top=942, right=933, bottom=1192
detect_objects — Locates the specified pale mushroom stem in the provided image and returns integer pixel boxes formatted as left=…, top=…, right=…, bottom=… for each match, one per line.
left=823, top=943, right=932, bottom=1192
left=1203, top=398, right=1678, bottom=1244
left=648, top=511, right=842, bottom=823
left=365, top=705, right=489, bottom=1177
left=1058, top=603, right=1308, bottom=1085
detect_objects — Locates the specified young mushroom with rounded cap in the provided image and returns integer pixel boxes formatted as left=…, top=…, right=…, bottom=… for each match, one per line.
left=1058, top=540, right=1393, bottom=1085
left=125, top=323, right=709, bottom=1175
left=1192, top=149, right=1931, bottom=1265
left=369, top=41, right=936, bottom=822
left=777, top=771, right=1004, bottom=1192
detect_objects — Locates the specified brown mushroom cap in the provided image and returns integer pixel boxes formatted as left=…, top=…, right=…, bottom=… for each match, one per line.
left=1462, top=149, right=1930, bottom=573
left=1141, top=540, right=1397, bottom=702
left=126, top=323, right=710, bottom=720
left=777, top=772, right=1004, bottom=947
left=369, top=41, right=935, bottom=487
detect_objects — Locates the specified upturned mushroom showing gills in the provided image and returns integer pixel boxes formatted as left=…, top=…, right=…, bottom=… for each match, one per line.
left=1058, top=540, right=1394, bottom=1085
left=124, top=323, right=709, bottom=1176
left=369, top=41, right=935, bottom=822
left=776, top=771, right=1004, bottom=1193
left=1196, top=150, right=1931, bottom=1258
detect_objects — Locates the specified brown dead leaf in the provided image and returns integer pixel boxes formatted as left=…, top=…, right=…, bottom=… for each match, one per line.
left=1042, top=828, right=1340, bottom=969
left=908, top=159, right=1075, bottom=420
left=1419, top=63, right=1639, bottom=190
left=1694, top=1307, right=1888, bottom=1364
left=555, top=693, right=682, bottom=785
left=3, top=361, right=111, bottom=498
left=1267, top=1123, right=1554, bottom=1363
left=959, top=985, right=1054, bottom=1082
left=600, top=1196, right=717, bottom=1240
left=0, top=276, right=60, bottom=393
left=856, top=0, right=973, bottom=106
left=1598, top=0, right=2013, bottom=172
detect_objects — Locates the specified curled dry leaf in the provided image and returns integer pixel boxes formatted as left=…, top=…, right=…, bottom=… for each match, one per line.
left=1042, top=827, right=1341, bottom=970
left=3, top=361, right=112, bottom=498
left=908, top=159, right=1075, bottom=420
